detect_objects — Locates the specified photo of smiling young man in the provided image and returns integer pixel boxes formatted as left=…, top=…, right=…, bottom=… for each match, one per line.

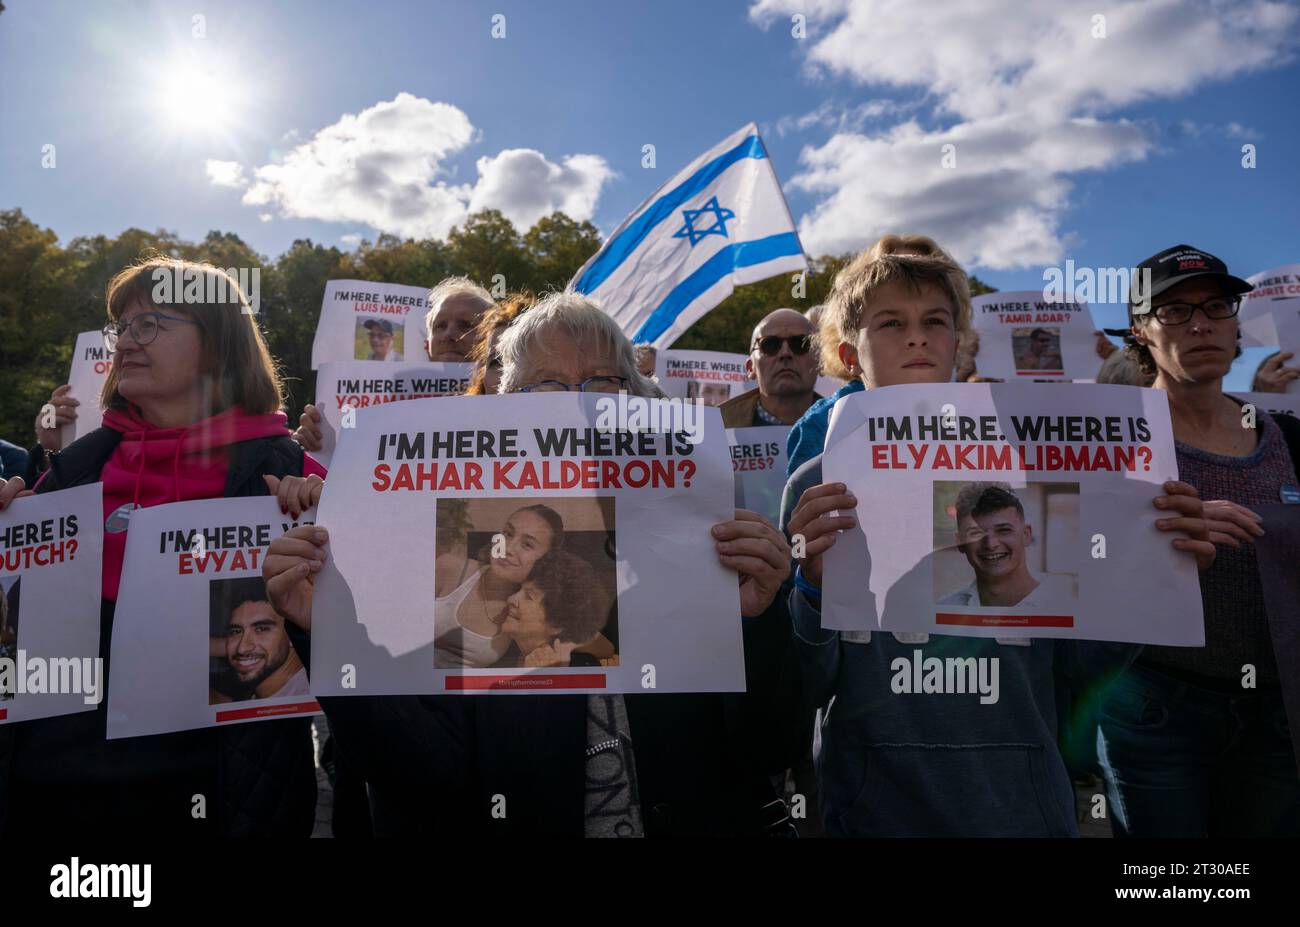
left=935, top=481, right=1078, bottom=609
left=209, top=576, right=310, bottom=704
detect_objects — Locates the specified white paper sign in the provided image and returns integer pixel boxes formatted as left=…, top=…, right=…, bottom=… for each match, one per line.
left=971, top=291, right=1099, bottom=381
left=107, top=497, right=320, bottom=738
left=1230, top=391, right=1300, bottom=419
left=1240, top=263, right=1300, bottom=348
left=0, top=484, right=104, bottom=724
left=313, top=361, right=473, bottom=468
left=310, top=279, right=430, bottom=370
left=820, top=384, right=1204, bottom=644
left=727, top=425, right=788, bottom=528
left=61, top=330, right=112, bottom=446
left=310, top=393, right=744, bottom=696
left=655, top=350, right=749, bottom=405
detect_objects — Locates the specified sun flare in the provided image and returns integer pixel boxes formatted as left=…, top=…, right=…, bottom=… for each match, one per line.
left=152, top=51, right=243, bottom=137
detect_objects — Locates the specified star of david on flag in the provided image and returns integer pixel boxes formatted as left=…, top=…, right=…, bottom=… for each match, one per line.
left=673, top=197, right=736, bottom=247
left=570, top=123, right=807, bottom=348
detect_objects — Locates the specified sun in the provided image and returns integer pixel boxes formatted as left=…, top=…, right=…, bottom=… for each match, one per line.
left=152, top=51, right=243, bottom=137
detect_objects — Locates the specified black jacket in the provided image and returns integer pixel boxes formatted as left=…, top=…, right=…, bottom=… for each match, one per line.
left=311, top=583, right=808, bottom=837
left=0, top=427, right=317, bottom=837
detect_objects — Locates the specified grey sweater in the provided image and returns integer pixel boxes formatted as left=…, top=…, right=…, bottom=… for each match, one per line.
left=1139, top=411, right=1296, bottom=690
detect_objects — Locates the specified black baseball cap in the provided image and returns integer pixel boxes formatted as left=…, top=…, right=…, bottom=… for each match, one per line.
left=363, top=318, right=395, bottom=334
left=1128, top=244, right=1253, bottom=321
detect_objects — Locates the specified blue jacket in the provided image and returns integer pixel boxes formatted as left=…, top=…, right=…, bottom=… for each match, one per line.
left=785, top=380, right=864, bottom=477
left=781, top=454, right=1139, bottom=836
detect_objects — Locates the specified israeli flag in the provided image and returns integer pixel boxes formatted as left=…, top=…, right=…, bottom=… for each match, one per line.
left=571, top=123, right=808, bottom=348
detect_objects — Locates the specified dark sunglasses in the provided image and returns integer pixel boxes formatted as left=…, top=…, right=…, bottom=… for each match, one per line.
left=753, top=334, right=813, bottom=356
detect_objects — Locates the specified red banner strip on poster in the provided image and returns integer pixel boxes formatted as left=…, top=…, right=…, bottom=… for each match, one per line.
left=215, top=700, right=320, bottom=722
left=936, top=613, right=1074, bottom=628
left=445, top=673, right=607, bottom=691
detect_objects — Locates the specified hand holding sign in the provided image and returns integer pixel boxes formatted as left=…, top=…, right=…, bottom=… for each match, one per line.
left=293, top=405, right=324, bottom=452
left=787, top=482, right=858, bottom=589
left=0, top=477, right=32, bottom=511
left=711, top=508, right=791, bottom=617
left=36, top=384, right=79, bottom=451
left=264, top=525, right=329, bottom=632
left=1200, top=499, right=1265, bottom=548
left=1254, top=352, right=1300, bottom=393
left=264, top=474, right=324, bottom=519
left=1153, top=481, right=1215, bottom=570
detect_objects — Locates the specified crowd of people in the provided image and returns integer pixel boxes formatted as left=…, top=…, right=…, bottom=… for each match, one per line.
left=0, top=235, right=1296, bottom=839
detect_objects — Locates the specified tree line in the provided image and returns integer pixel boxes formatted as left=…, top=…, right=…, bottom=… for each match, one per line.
left=0, top=206, right=992, bottom=444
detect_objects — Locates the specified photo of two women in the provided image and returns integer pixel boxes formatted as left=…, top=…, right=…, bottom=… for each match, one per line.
left=433, top=496, right=619, bottom=671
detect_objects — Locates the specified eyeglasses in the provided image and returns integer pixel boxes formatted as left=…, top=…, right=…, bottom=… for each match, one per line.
left=103, top=312, right=198, bottom=352
left=1144, top=296, right=1241, bottom=326
left=515, top=375, right=630, bottom=394
left=753, top=335, right=813, bottom=356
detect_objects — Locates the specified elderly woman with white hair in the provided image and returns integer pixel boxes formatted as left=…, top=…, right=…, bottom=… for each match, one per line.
left=262, top=291, right=806, bottom=837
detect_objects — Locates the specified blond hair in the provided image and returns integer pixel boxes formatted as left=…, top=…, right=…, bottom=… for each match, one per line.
left=826, top=238, right=973, bottom=366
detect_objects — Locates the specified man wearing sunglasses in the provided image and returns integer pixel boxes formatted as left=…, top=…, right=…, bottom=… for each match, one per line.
left=720, top=308, right=822, bottom=429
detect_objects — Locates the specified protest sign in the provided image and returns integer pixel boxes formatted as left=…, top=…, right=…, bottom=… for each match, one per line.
left=655, top=350, right=749, bottom=405
left=1229, top=391, right=1300, bottom=420
left=819, top=383, right=1203, bottom=644
left=971, top=291, right=1099, bottom=381
left=1240, top=263, right=1300, bottom=348
left=61, top=330, right=112, bottom=446
left=0, top=484, right=104, bottom=724
left=313, top=361, right=473, bottom=467
left=727, top=425, right=788, bottom=527
left=107, top=497, right=320, bottom=739
left=310, top=393, right=744, bottom=695
left=310, top=279, right=429, bottom=370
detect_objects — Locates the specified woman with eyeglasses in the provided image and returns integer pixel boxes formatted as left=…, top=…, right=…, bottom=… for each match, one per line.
left=0, top=257, right=324, bottom=839
left=263, top=291, right=803, bottom=836
left=1098, top=244, right=1300, bottom=837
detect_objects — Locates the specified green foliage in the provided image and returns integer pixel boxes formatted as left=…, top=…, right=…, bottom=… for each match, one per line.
left=0, top=206, right=995, bottom=444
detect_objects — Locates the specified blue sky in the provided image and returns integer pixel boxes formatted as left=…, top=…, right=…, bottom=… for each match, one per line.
left=3, top=0, right=1297, bottom=387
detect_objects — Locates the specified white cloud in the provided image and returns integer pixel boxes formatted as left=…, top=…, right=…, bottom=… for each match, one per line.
left=775, top=98, right=907, bottom=137
left=468, top=149, right=614, bottom=231
left=751, top=0, right=1299, bottom=268
left=204, top=159, right=246, bottom=188
left=214, top=93, right=613, bottom=239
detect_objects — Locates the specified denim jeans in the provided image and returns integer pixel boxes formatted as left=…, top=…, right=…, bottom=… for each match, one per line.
left=1097, top=663, right=1300, bottom=837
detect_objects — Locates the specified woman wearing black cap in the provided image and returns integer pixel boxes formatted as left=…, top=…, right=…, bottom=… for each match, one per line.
left=1098, top=244, right=1300, bottom=838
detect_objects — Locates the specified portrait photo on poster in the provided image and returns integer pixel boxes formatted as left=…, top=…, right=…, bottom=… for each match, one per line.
left=685, top=380, right=731, bottom=406
left=355, top=316, right=405, bottom=362
left=433, top=496, right=619, bottom=671
left=1012, top=327, right=1064, bottom=375
left=208, top=575, right=311, bottom=705
left=932, top=480, right=1080, bottom=627
left=0, top=576, right=20, bottom=701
